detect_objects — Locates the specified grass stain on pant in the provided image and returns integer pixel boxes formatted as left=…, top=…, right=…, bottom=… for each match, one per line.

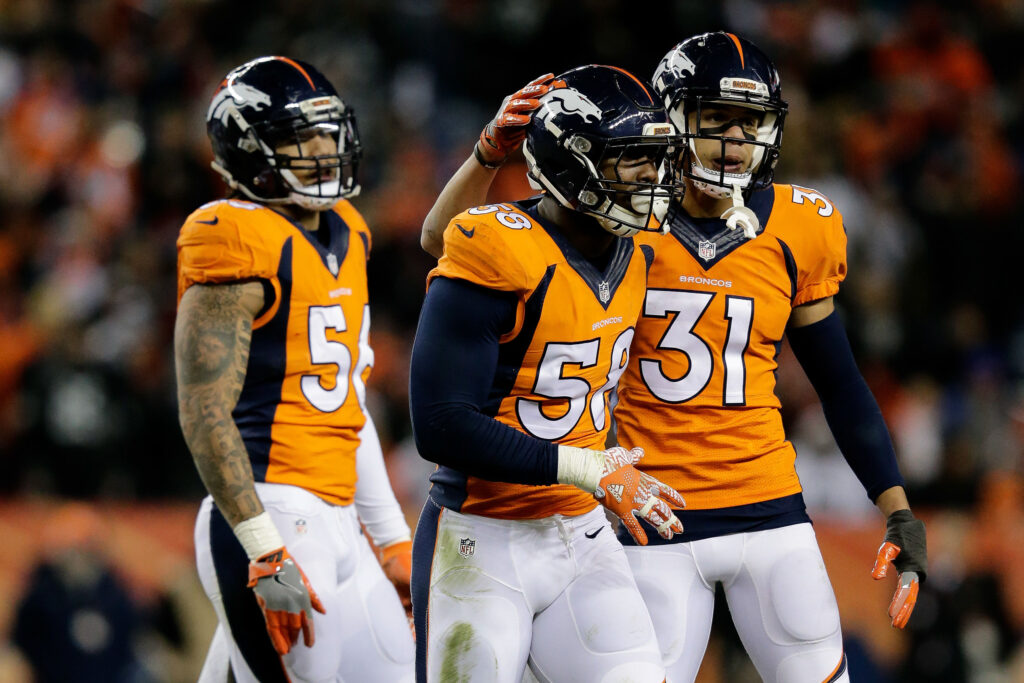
left=440, top=622, right=476, bottom=683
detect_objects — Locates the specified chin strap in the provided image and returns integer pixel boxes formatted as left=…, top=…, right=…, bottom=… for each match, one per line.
left=719, top=182, right=759, bottom=239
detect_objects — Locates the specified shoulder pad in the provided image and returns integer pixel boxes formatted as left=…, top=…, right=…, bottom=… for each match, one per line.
left=771, top=185, right=848, bottom=305
left=431, top=203, right=545, bottom=294
left=177, top=200, right=281, bottom=294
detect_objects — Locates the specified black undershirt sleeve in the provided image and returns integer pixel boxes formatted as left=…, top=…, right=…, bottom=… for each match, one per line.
left=409, top=276, right=559, bottom=485
left=787, top=310, right=905, bottom=501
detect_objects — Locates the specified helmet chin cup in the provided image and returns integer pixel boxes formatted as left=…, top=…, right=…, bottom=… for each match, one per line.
left=690, top=158, right=752, bottom=199
left=280, top=170, right=343, bottom=211
left=589, top=190, right=671, bottom=238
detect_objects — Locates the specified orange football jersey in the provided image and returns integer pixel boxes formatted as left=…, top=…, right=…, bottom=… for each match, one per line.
left=177, top=198, right=374, bottom=506
left=428, top=199, right=653, bottom=519
left=616, top=184, right=847, bottom=509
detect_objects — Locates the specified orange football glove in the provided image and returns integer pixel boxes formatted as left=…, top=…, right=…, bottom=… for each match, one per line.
left=595, top=446, right=685, bottom=546
left=870, top=510, right=927, bottom=629
left=248, top=547, right=326, bottom=654
left=379, top=539, right=413, bottom=618
left=477, top=73, right=567, bottom=167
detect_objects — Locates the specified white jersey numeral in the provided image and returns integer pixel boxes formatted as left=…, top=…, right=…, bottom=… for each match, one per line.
left=302, top=305, right=354, bottom=412
left=639, top=289, right=754, bottom=405
left=351, top=304, right=373, bottom=410
left=639, top=290, right=714, bottom=403
left=791, top=186, right=834, bottom=217
left=467, top=204, right=531, bottom=229
left=517, top=329, right=633, bottom=440
left=723, top=296, right=754, bottom=405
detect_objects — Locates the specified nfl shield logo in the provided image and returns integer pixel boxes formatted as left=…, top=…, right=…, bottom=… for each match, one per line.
left=327, top=252, right=339, bottom=275
left=459, top=537, right=476, bottom=557
left=698, top=240, right=716, bottom=261
left=598, top=281, right=610, bottom=303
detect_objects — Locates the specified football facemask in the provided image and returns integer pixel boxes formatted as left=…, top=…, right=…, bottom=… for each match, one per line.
left=573, top=128, right=681, bottom=237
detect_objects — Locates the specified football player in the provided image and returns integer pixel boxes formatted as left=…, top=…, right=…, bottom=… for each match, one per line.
left=418, top=33, right=928, bottom=683
left=175, top=56, right=414, bottom=683
left=409, top=64, right=687, bottom=683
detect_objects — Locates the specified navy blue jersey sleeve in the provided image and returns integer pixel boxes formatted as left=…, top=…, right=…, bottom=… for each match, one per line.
left=788, top=311, right=904, bottom=501
left=410, top=276, right=559, bottom=485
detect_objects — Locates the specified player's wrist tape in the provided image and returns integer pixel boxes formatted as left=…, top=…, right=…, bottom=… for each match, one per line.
left=556, top=445, right=605, bottom=494
left=233, top=511, right=285, bottom=561
left=379, top=534, right=412, bottom=551
left=473, top=142, right=504, bottom=170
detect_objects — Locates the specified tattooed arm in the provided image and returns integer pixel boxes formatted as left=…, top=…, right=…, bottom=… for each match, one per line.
left=174, top=281, right=265, bottom=527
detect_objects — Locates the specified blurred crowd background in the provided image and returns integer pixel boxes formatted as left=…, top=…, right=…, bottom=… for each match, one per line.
left=0, top=0, right=1022, bottom=681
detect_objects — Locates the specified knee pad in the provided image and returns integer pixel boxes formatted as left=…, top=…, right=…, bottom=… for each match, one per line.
left=433, top=621, right=500, bottom=682
left=768, top=548, right=840, bottom=643
left=777, top=648, right=847, bottom=683
left=363, top=578, right=416, bottom=665
left=429, top=569, right=525, bottom=683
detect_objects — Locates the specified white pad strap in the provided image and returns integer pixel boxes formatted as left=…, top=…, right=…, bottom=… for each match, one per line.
left=720, top=182, right=759, bottom=239
left=656, top=518, right=676, bottom=537
left=233, top=511, right=285, bottom=561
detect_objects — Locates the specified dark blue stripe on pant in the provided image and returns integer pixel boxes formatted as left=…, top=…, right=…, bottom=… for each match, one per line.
left=412, top=497, right=442, bottom=683
left=209, top=505, right=290, bottom=682
left=825, top=653, right=848, bottom=682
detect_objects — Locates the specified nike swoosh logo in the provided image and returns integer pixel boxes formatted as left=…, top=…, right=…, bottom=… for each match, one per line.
left=584, top=527, right=603, bottom=539
left=196, top=217, right=219, bottom=225
left=456, top=223, right=474, bottom=238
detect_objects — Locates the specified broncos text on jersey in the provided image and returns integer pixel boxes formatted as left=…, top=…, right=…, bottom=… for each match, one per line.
left=177, top=198, right=374, bottom=505
left=428, top=198, right=654, bottom=519
left=617, top=184, right=846, bottom=509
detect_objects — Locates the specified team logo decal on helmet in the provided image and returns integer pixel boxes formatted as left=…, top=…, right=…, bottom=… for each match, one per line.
left=206, top=56, right=362, bottom=211
left=207, top=83, right=272, bottom=127
left=523, top=64, right=682, bottom=238
left=537, top=90, right=603, bottom=127
left=653, top=32, right=787, bottom=202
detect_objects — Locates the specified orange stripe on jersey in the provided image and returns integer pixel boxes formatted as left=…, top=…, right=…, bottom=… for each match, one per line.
left=822, top=652, right=846, bottom=682
left=276, top=56, right=316, bottom=89
left=604, top=65, right=655, bottom=104
left=726, top=33, right=745, bottom=68
left=254, top=277, right=281, bottom=329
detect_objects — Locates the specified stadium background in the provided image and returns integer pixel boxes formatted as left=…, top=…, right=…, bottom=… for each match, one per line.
left=0, top=0, right=1022, bottom=680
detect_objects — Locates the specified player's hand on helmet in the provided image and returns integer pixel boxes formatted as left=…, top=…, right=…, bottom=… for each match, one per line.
left=870, top=509, right=927, bottom=629
left=476, top=73, right=566, bottom=167
left=248, top=547, right=326, bottom=654
left=558, top=445, right=685, bottom=546
left=379, top=538, right=413, bottom=620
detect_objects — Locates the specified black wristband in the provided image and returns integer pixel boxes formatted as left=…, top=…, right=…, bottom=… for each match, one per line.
left=473, top=142, right=503, bottom=170
left=885, top=510, right=928, bottom=583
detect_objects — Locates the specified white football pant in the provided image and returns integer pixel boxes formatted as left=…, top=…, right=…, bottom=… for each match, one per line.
left=625, top=523, right=848, bottom=683
left=195, top=482, right=415, bottom=683
left=419, top=504, right=665, bottom=683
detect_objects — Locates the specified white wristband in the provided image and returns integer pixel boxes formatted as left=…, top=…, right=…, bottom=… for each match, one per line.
left=556, top=445, right=606, bottom=494
left=232, top=511, right=285, bottom=561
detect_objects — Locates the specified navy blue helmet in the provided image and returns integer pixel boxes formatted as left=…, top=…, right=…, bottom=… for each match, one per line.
left=653, top=32, right=787, bottom=199
left=522, top=64, right=681, bottom=237
left=206, top=56, right=361, bottom=210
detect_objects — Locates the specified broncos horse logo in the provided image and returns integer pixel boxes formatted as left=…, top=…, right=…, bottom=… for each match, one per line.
left=653, top=48, right=697, bottom=95
left=536, top=88, right=604, bottom=126
left=207, top=82, right=273, bottom=126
